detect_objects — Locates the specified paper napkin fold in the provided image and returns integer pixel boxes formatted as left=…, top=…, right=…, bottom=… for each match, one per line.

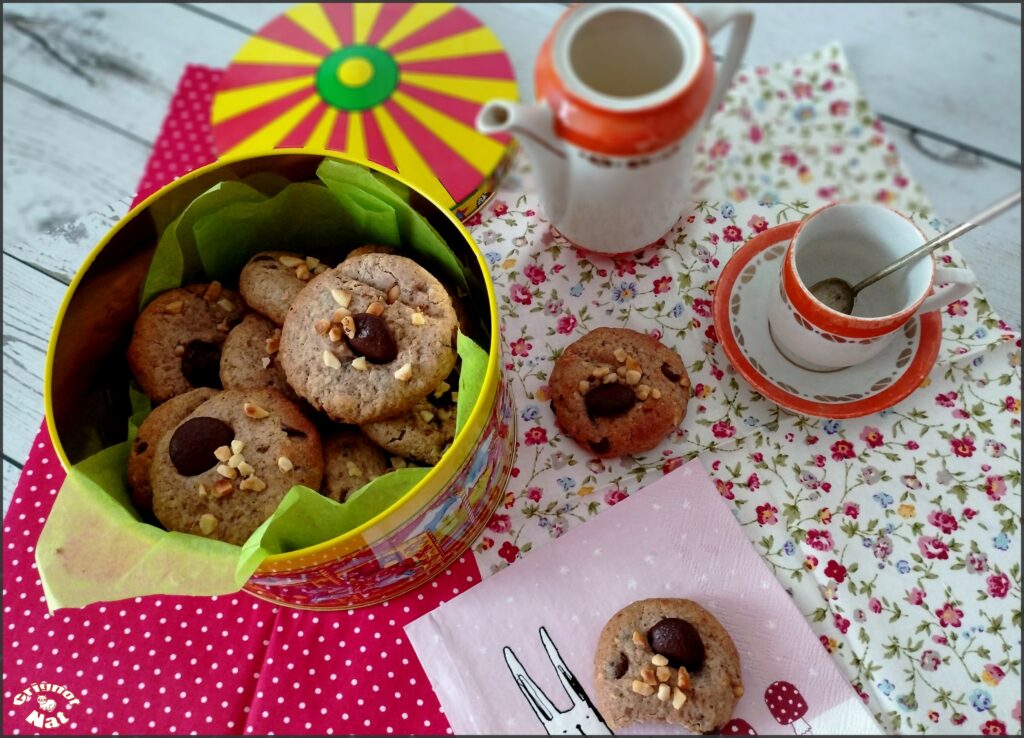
left=406, top=460, right=882, bottom=735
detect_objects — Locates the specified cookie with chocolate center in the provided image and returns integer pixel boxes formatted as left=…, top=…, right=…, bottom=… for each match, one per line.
left=150, top=388, right=323, bottom=545
left=127, top=283, right=247, bottom=403
left=549, top=327, right=690, bottom=457
left=594, top=598, right=743, bottom=733
left=278, top=254, right=458, bottom=424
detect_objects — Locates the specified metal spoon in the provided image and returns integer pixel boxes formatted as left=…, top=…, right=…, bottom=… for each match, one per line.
left=810, top=189, right=1022, bottom=314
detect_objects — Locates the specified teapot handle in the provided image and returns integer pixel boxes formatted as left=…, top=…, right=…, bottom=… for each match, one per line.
left=694, top=5, right=754, bottom=117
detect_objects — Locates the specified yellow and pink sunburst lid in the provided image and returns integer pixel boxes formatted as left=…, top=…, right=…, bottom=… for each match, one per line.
left=211, top=3, right=519, bottom=219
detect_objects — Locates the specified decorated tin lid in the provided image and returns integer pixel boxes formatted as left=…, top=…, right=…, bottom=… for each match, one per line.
left=211, top=2, right=518, bottom=219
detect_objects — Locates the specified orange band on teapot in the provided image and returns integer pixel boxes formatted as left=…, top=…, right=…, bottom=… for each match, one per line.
left=534, top=4, right=716, bottom=157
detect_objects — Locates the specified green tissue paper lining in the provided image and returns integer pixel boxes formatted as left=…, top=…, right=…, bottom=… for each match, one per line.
left=37, top=442, right=257, bottom=610
left=38, top=158, right=491, bottom=608
left=315, top=159, right=468, bottom=293
left=235, top=468, right=430, bottom=586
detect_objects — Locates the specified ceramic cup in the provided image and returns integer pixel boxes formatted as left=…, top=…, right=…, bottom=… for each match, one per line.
left=767, top=203, right=976, bottom=371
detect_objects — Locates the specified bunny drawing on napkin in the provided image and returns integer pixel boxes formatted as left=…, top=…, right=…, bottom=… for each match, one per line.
left=504, top=627, right=613, bottom=735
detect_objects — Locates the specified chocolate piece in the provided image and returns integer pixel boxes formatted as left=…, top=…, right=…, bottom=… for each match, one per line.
left=613, top=652, right=629, bottom=679
left=648, top=618, right=705, bottom=672
left=661, top=363, right=683, bottom=383
left=590, top=437, right=611, bottom=455
left=585, top=383, right=636, bottom=419
left=168, top=417, right=234, bottom=476
left=181, top=340, right=223, bottom=389
left=345, top=313, right=398, bottom=364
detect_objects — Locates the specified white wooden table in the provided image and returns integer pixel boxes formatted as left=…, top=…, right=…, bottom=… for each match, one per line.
left=3, top=3, right=1021, bottom=513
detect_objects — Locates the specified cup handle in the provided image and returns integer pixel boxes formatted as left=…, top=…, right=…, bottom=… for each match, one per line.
left=915, top=266, right=978, bottom=315
left=693, top=5, right=754, bottom=116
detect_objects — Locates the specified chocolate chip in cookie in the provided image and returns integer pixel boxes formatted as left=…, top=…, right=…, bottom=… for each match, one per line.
left=168, top=417, right=235, bottom=476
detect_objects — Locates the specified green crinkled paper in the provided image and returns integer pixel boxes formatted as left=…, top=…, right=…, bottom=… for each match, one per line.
left=37, top=159, right=489, bottom=610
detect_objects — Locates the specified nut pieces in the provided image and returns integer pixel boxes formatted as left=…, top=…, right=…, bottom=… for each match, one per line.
left=244, top=402, right=270, bottom=419
left=627, top=630, right=694, bottom=714
left=393, top=363, right=413, bottom=382
left=631, top=680, right=655, bottom=697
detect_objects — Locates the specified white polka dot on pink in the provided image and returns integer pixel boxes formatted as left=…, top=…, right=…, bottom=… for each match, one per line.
left=6, top=64, right=486, bottom=734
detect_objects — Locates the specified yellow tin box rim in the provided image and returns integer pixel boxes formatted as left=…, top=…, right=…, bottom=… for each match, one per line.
left=44, top=148, right=502, bottom=571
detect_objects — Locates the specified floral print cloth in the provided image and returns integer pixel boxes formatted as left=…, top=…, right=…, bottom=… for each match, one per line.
left=465, top=43, right=1021, bottom=735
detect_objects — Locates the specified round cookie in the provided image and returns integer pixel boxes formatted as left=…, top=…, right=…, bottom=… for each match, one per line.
left=150, top=388, right=323, bottom=545
left=126, top=387, right=218, bottom=515
left=127, top=283, right=247, bottom=403
left=321, top=427, right=392, bottom=502
left=549, top=328, right=690, bottom=457
left=278, top=253, right=458, bottom=424
left=593, top=598, right=743, bottom=734
left=219, top=314, right=297, bottom=401
left=361, top=371, right=457, bottom=465
left=239, top=251, right=328, bottom=325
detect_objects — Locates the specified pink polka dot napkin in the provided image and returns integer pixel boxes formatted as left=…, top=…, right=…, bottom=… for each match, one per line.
left=2, top=67, right=466, bottom=736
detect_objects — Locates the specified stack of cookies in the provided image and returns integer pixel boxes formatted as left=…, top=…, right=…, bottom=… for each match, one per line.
left=126, top=247, right=464, bottom=545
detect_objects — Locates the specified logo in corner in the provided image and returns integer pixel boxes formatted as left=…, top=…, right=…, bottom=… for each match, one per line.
left=11, top=682, right=80, bottom=729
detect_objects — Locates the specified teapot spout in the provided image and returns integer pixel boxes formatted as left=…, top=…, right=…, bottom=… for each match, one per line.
left=477, top=100, right=568, bottom=221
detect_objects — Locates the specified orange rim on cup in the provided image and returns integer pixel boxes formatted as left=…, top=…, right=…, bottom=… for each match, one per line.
left=44, top=150, right=515, bottom=610
left=768, top=202, right=976, bottom=372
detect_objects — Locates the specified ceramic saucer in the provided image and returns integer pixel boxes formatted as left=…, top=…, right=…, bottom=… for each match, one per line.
left=713, top=222, right=942, bottom=419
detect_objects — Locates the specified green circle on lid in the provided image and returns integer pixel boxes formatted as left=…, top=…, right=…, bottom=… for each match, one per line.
left=315, top=45, right=398, bottom=111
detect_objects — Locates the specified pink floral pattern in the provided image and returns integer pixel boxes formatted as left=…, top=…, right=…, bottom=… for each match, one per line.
left=467, top=44, right=1020, bottom=734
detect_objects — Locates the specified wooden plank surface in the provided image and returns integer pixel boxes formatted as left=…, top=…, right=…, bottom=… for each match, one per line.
left=2, top=2, right=1021, bottom=515
left=969, top=3, right=1023, bottom=22
left=2, top=255, right=67, bottom=467
left=2, top=82, right=142, bottom=280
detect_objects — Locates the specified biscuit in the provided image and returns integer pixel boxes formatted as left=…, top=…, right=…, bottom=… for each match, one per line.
left=278, top=253, right=458, bottom=424
left=219, top=314, right=297, bottom=401
left=150, top=388, right=323, bottom=545
left=127, top=283, right=247, bottom=403
left=594, top=598, right=743, bottom=733
left=321, top=427, right=392, bottom=502
left=549, top=328, right=690, bottom=457
left=126, top=387, right=217, bottom=515
left=239, top=251, right=328, bottom=325
left=361, top=370, right=457, bottom=465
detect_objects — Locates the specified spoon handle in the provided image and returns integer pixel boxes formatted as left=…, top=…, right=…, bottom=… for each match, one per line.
left=852, top=189, right=1022, bottom=294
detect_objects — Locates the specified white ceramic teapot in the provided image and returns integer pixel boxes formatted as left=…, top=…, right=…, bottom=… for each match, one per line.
left=477, top=3, right=753, bottom=254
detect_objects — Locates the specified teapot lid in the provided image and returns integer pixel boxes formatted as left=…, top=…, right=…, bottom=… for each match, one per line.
left=211, top=2, right=520, bottom=221
left=535, top=4, right=715, bottom=157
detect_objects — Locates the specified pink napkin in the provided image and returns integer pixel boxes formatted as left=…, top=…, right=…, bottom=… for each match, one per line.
left=406, top=460, right=882, bottom=735
left=2, top=67, right=461, bottom=736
